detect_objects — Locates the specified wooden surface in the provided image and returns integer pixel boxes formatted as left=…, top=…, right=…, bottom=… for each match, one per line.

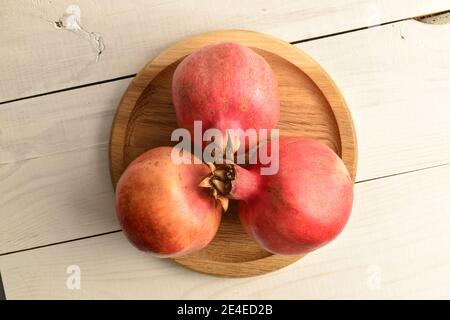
left=1, top=0, right=449, bottom=103
left=109, top=30, right=357, bottom=276
left=2, top=163, right=450, bottom=299
left=1, top=1, right=450, bottom=298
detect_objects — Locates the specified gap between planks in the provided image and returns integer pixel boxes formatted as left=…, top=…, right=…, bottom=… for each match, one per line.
left=2, top=9, right=450, bottom=107
left=2, top=161, right=450, bottom=298
left=1, top=161, right=449, bottom=258
left=1, top=18, right=448, bottom=253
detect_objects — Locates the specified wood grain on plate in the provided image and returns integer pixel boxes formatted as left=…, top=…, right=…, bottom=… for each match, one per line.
left=109, top=30, right=357, bottom=276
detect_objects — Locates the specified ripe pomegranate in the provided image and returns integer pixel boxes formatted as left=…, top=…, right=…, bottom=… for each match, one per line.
left=201, top=137, right=353, bottom=255
left=115, top=147, right=226, bottom=257
left=172, top=42, right=280, bottom=151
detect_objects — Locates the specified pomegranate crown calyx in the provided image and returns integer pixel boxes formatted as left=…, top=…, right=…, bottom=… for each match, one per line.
left=198, top=163, right=236, bottom=212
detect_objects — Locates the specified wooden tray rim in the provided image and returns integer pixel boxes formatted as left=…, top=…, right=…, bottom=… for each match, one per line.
left=109, top=29, right=357, bottom=277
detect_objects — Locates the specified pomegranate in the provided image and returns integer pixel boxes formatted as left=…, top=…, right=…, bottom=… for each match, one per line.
left=115, top=147, right=226, bottom=257
left=172, top=42, right=280, bottom=151
left=200, top=137, right=353, bottom=255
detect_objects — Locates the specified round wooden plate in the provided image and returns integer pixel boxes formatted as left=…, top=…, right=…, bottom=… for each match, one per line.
left=109, top=30, right=357, bottom=277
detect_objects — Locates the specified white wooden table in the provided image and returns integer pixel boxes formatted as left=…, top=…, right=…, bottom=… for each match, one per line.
left=1, top=1, right=450, bottom=299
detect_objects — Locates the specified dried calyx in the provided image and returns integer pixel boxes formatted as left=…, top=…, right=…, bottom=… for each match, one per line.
left=199, top=163, right=236, bottom=212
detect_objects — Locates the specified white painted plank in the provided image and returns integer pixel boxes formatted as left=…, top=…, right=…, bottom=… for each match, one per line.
left=0, top=80, right=129, bottom=254
left=0, top=79, right=130, bottom=164
left=0, top=146, right=119, bottom=254
left=2, top=163, right=450, bottom=299
left=0, top=80, right=131, bottom=254
left=297, top=20, right=450, bottom=181
left=1, top=20, right=450, bottom=254
left=1, top=0, right=449, bottom=102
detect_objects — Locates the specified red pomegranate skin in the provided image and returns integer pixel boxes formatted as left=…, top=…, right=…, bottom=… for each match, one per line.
left=172, top=42, right=280, bottom=149
left=115, top=147, right=221, bottom=257
left=234, top=137, right=353, bottom=255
